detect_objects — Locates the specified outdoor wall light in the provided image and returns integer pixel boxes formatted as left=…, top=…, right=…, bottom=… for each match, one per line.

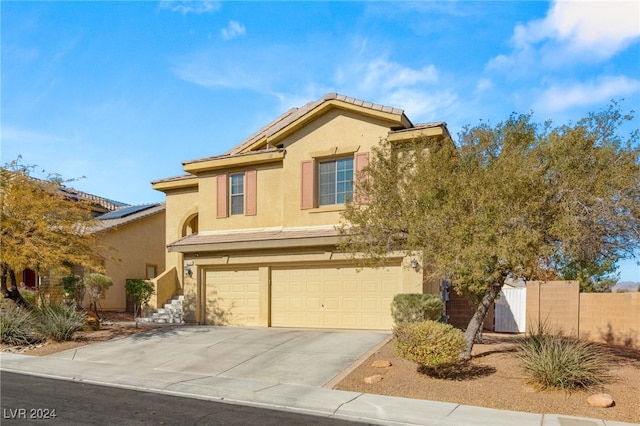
left=184, top=266, right=193, bottom=278
left=410, top=258, right=419, bottom=271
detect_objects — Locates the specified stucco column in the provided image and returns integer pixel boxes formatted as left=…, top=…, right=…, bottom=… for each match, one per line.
left=258, top=266, right=271, bottom=327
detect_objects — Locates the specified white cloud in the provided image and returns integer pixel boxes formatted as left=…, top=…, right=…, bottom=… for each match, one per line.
left=359, top=59, right=439, bottom=92
left=475, top=78, right=493, bottom=94
left=221, top=20, right=246, bottom=40
left=533, top=75, right=640, bottom=112
left=511, top=1, right=640, bottom=61
left=381, top=89, right=459, bottom=123
left=1, top=125, right=70, bottom=145
left=159, top=1, right=221, bottom=15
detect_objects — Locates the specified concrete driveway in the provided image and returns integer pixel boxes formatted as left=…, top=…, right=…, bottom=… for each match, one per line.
left=50, top=326, right=390, bottom=387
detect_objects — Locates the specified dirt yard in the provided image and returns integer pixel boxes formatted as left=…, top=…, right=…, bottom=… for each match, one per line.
left=335, top=333, right=640, bottom=423
left=0, top=312, right=158, bottom=356
left=3, top=320, right=639, bottom=423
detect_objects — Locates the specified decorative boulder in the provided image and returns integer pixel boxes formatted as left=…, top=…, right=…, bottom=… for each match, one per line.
left=371, top=360, right=392, bottom=368
left=364, top=375, right=383, bottom=384
left=587, top=393, right=615, bottom=408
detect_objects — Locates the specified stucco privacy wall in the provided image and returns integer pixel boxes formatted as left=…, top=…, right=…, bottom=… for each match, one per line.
left=526, top=281, right=640, bottom=348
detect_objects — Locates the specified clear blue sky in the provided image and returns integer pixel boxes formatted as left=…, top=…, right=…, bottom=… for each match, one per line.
left=2, top=1, right=639, bottom=282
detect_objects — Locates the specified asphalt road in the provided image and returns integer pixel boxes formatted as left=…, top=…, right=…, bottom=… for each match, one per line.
left=1, top=372, right=370, bottom=426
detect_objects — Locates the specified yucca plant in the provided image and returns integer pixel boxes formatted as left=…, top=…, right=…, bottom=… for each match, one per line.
left=33, top=303, right=86, bottom=342
left=0, top=309, right=44, bottom=346
left=517, top=325, right=609, bottom=391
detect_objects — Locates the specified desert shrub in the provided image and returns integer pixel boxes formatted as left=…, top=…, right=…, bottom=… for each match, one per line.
left=60, top=275, right=85, bottom=307
left=84, top=273, right=112, bottom=314
left=0, top=309, right=44, bottom=346
left=19, top=287, right=37, bottom=308
left=517, top=328, right=609, bottom=391
left=125, top=279, right=155, bottom=320
left=33, top=303, right=86, bottom=341
left=394, top=320, right=465, bottom=374
left=391, top=294, right=443, bottom=325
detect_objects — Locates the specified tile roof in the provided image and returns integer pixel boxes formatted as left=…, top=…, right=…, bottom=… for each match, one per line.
left=90, top=203, right=165, bottom=232
left=389, top=122, right=447, bottom=134
left=150, top=173, right=197, bottom=185
left=168, top=226, right=341, bottom=251
left=183, top=93, right=410, bottom=166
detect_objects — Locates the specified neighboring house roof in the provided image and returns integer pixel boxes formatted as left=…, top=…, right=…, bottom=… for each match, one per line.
left=20, top=174, right=128, bottom=213
left=58, top=186, right=129, bottom=213
left=92, top=203, right=165, bottom=232
left=168, top=226, right=340, bottom=253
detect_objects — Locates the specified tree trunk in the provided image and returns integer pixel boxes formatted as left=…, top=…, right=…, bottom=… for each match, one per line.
left=461, top=281, right=503, bottom=361
left=1, top=263, right=31, bottom=309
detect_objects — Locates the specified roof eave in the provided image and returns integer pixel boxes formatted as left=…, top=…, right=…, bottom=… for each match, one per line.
left=182, top=150, right=285, bottom=174
left=152, top=176, right=199, bottom=192
left=387, top=123, right=450, bottom=143
left=168, top=235, right=340, bottom=253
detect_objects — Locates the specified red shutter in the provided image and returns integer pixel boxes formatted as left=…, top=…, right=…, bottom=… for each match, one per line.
left=354, top=152, right=370, bottom=204
left=245, top=170, right=257, bottom=216
left=300, top=160, right=315, bottom=209
left=216, top=174, right=228, bottom=218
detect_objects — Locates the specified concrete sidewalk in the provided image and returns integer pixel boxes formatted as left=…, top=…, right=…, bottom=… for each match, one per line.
left=0, top=326, right=636, bottom=426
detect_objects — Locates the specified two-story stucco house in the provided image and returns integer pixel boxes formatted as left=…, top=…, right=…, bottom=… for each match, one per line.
left=151, top=93, right=450, bottom=330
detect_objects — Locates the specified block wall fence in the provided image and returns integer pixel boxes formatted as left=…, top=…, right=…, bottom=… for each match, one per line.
left=526, top=280, right=639, bottom=349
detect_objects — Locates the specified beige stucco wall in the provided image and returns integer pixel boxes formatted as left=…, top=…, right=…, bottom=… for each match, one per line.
left=191, top=109, right=393, bottom=233
left=162, top=187, right=199, bottom=293
left=97, top=211, right=166, bottom=311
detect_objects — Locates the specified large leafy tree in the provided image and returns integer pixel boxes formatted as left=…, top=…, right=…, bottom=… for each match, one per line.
left=340, top=105, right=639, bottom=360
left=0, top=161, right=103, bottom=308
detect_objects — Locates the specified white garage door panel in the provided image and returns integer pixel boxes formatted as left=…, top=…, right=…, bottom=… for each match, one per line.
left=204, top=269, right=259, bottom=326
left=271, top=266, right=402, bottom=330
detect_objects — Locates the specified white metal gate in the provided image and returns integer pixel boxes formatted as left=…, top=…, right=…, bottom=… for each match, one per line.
left=494, top=287, right=527, bottom=333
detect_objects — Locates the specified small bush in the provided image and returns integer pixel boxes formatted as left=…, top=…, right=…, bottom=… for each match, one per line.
left=34, top=303, right=86, bottom=341
left=19, top=288, right=37, bottom=308
left=0, top=309, right=44, bottom=346
left=125, top=279, right=155, bottom=320
left=391, top=294, right=443, bottom=325
left=84, top=273, right=112, bottom=314
left=517, top=329, right=609, bottom=391
left=394, top=320, right=465, bottom=374
left=60, top=275, right=85, bottom=307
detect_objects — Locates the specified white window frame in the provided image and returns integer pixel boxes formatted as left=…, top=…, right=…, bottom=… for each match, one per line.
left=229, top=173, right=244, bottom=215
left=318, top=157, right=354, bottom=206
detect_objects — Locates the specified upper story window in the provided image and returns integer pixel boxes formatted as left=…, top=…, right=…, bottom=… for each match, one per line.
left=217, top=170, right=257, bottom=218
left=318, top=157, right=353, bottom=206
left=229, top=173, right=244, bottom=215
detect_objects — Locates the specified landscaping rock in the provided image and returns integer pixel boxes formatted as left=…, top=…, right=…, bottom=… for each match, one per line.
left=587, top=393, right=615, bottom=408
left=364, top=375, right=383, bottom=384
left=371, top=360, right=392, bottom=368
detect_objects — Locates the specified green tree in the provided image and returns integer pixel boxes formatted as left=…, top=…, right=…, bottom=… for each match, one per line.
left=340, top=105, right=639, bottom=360
left=0, top=160, right=103, bottom=308
left=558, top=255, right=619, bottom=293
left=84, top=273, right=112, bottom=316
left=125, top=278, right=155, bottom=326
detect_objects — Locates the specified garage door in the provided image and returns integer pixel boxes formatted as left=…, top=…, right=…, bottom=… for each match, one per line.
left=204, top=269, right=259, bottom=326
left=271, top=265, right=402, bottom=330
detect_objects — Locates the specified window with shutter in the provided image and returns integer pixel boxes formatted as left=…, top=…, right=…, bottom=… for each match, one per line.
left=217, top=170, right=257, bottom=217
